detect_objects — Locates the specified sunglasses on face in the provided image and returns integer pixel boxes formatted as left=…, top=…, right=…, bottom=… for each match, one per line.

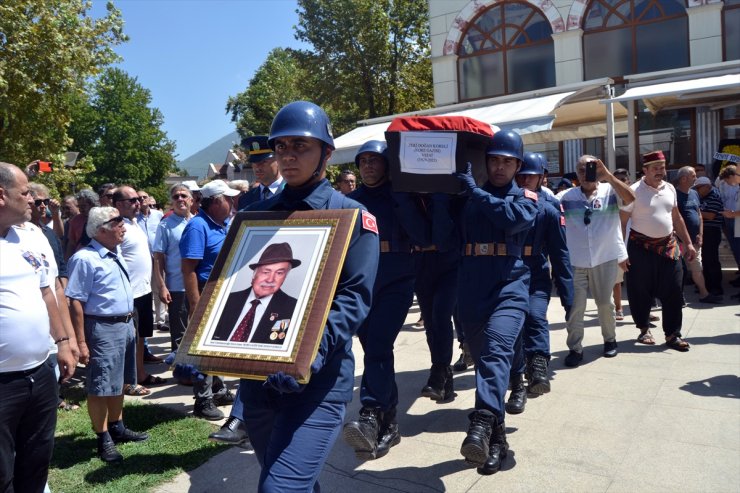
left=119, top=197, right=142, bottom=204
left=172, top=193, right=190, bottom=200
left=104, top=215, right=124, bottom=226
left=584, top=207, right=592, bottom=225
left=34, top=198, right=51, bottom=206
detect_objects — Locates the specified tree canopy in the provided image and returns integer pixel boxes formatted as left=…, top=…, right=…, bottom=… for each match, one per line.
left=0, top=0, right=127, bottom=165
left=67, top=67, right=176, bottom=190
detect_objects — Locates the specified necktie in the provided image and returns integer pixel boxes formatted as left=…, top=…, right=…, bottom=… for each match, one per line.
left=230, top=300, right=261, bottom=342
left=262, top=186, right=271, bottom=201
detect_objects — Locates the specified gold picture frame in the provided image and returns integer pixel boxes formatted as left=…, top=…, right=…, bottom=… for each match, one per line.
left=174, top=209, right=358, bottom=383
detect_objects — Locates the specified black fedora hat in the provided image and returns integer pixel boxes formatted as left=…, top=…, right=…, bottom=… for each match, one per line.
left=249, top=242, right=301, bottom=269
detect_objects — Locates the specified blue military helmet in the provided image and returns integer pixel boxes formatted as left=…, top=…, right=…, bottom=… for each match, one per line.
left=518, top=152, right=545, bottom=175
left=268, top=101, right=335, bottom=150
left=354, top=140, right=388, bottom=167
left=486, top=130, right=524, bottom=161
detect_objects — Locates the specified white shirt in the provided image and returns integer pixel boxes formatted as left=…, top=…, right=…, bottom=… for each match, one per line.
left=121, top=217, right=152, bottom=298
left=227, top=291, right=273, bottom=343
left=560, top=183, right=628, bottom=268
left=621, top=179, right=676, bottom=238
left=0, top=226, right=52, bottom=372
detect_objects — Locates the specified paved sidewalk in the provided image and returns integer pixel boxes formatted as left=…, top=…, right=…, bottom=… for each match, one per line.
left=143, top=276, right=740, bottom=493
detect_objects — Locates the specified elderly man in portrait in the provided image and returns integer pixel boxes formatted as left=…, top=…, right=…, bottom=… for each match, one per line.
left=66, top=206, right=150, bottom=462
left=212, top=242, right=299, bottom=345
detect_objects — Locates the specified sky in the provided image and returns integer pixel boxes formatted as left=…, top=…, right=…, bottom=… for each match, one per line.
left=92, top=0, right=308, bottom=161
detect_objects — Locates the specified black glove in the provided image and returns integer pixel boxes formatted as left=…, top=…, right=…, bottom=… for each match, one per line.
left=452, top=162, right=477, bottom=194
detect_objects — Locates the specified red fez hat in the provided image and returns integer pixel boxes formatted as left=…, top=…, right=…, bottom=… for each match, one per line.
left=642, top=150, right=666, bottom=167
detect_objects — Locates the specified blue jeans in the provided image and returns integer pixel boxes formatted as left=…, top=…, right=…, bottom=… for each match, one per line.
left=464, top=308, right=526, bottom=422
left=0, top=358, right=58, bottom=493
left=243, top=396, right=345, bottom=492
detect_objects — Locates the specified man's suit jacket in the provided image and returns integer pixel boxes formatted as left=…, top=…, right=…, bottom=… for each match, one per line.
left=212, top=287, right=297, bottom=344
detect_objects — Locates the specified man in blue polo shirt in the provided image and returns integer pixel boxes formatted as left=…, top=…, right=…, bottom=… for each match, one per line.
left=180, top=179, right=240, bottom=420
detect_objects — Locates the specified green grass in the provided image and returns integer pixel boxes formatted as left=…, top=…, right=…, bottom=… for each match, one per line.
left=49, top=387, right=228, bottom=493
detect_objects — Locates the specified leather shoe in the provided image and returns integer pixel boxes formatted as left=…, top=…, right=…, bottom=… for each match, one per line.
left=110, top=428, right=149, bottom=444
left=603, top=341, right=618, bottom=358
left=479, top=423, right=508, bottom=475
left=209, top=416, right=249, bottom=445
left=504, top=374, right=526, bottom=415
left=564, top=350, right=583, bottom=367
left=98, top=440, right=123, bottom=462
left=143, top=351, right=163, bottom=363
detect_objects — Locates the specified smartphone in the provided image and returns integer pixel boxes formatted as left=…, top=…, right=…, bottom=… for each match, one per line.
left=585, top=161, right=597, bottom=182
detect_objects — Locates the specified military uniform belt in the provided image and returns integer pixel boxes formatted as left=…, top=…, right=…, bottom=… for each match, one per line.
left=464, top=243, right=508, bottom=256
left=86, top=313, right=133, bottom=324
left=522, top=246, right=534, bottom=256
left=412, top=245, right=438, bottom=252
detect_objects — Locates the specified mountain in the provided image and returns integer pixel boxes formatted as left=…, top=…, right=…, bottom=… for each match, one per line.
left=177, top=131, right=240, bottom=179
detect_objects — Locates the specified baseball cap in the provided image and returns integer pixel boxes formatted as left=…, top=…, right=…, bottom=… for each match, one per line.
left=181, top=180, right=201, bottom=192
left=200, top=180, right=240, bottom=198
left=693, top=177, right=712, bottom=187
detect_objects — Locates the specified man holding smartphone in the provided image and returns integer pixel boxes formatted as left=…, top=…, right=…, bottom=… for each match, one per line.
left=559, top=155, right=636, bottom=367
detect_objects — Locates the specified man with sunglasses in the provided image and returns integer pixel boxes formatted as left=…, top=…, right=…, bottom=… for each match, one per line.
left=559, top=156, right=635, bottom=367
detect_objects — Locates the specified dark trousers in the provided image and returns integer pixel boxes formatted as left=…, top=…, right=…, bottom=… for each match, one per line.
left=0, top=359, right=58, bottom=493
left=168, top=291, right=189, bottom=352
left=414, top=252, right=458, bottom=366
left=626, top=243, right=683, bottom=337
left=512, top=287, right=551, bottom=375
left=702, top=227, right=723, bottom=294
left=243, top=397, right=345, bottom=493
left=358, top=275, right=415, bottom=411
left=464, top=308, right=525, bottom=422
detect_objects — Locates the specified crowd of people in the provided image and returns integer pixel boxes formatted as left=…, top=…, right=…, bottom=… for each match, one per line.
left=2, top=99, right=739, bottom=492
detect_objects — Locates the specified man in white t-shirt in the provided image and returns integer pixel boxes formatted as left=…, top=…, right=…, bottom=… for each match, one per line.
left=0, top=162, right=76, bottom=492
left=559, top=156, right=636, bottom=367
left=113, top=186, right=162, bottom=391
left=621, top=151, right=696, bottom=351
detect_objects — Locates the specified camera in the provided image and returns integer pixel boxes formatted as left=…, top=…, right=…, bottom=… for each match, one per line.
left=585, top=161, right=597, bottom=182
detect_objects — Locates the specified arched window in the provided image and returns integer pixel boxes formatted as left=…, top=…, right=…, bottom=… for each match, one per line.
left=583, top=0, right=689, bottom=80
left=725, top=0, right=740, bottom=61
left=457, top=1, right=555, bottom=101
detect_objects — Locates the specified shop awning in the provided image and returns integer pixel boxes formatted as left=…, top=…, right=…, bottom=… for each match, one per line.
left=329, top=83, right=627, bottom=164
left=606, top=73, right=740, bottom=113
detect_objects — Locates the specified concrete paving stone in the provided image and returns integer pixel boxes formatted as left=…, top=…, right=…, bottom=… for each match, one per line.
left=635, top=404, right=740, bottom=451
left=466, top=462, right=613, bottom=493
left=654, top=376, right=740, bottom=413
left=606, top=477, right=689, bottom=493
left=615, top=436, right=740, bottom=492
left=550, top=367, right=663, bottom=404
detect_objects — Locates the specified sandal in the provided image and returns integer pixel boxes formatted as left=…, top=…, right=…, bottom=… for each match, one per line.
left=124, top=384, right=151, bottom=396
left=139, top=374, right=167, bottom=386
left=58, top=400, right=80, bottom=411
left=666, top=335, right=690, bottom=352
left=637, top=330, right=655, bottom=345
left=649, top=314, right=660, bottom=322
left=615, top=310, right=624, bottom=321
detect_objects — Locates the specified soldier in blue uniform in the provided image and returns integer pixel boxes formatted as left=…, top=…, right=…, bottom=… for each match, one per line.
left=236, top=101, right=379, bottom=492
left=505, top=152, right=573, bottom=415
left=454, top=130, right=537, bottom=475
left=237, top=135, right=285, bottom=210
left=342, top=140, right=428, bottom=460
left=412, top=191, right=463, bottom=402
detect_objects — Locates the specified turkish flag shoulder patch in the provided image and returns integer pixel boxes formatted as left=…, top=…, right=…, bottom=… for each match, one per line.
left=361, top=210, right=379, bottom=234
left=523, top=189, right=538, bottom=201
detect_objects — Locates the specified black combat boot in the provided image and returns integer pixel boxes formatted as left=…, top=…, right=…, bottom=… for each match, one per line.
left=479, top=420, right=509, bottom=475
left=343, top=407, right=381, bottom=460
left=526, top=353, right=551, bottom=394
left=505, top=373, right=527, bottom=415
left=452, top=343, right=474, bottom=372
left=460, top=409, right=495, bottom=466
left=375, top=407, right=401, bottom=459
left=420, top=364, right=454, bottom=401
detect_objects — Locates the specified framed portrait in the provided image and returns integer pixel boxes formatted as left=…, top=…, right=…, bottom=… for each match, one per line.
left=174, top=209, right=358, bottom=384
